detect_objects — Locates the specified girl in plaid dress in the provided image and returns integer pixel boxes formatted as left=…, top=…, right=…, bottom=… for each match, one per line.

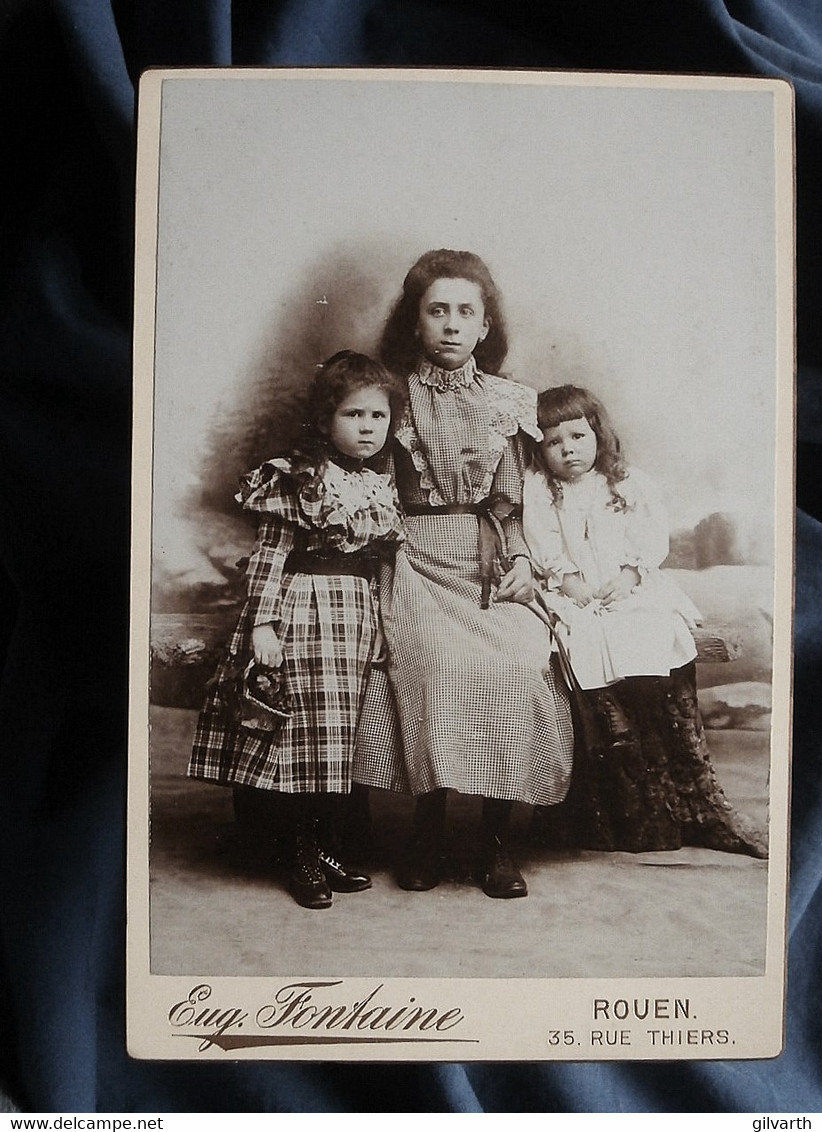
left=354, top=249, right=574, bottom=899
left=188, top=351, right=405, bottom=908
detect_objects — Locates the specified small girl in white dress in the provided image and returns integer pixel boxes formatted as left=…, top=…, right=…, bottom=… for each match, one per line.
left=523, top=384, right=700, bottom=713
left=523, top=384, right=766, bottom=856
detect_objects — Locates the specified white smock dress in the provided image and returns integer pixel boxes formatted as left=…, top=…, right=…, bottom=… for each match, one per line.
left=523, top=466, right=700, bottom=690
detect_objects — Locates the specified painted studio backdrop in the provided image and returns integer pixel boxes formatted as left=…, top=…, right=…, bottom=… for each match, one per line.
left=152, top=78, right=775, bottom=594
left=144, top=73, right=780, bottom=981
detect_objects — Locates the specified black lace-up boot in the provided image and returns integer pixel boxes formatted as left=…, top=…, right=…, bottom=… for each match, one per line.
left=478, top=798, right=528, bottom=899
left=287, top=799, right=333, bottom=909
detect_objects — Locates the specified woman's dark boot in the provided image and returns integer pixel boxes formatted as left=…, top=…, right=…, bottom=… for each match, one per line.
left=478, top=798, right=528, bottom=899
left=318, top=794, right=372, bottom=893
left=287, top=798, right=333, bottom=909
left=396, top=789, right=447, bottom=891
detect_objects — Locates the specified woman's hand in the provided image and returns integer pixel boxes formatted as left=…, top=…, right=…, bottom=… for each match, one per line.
left=252, top=623, right=284, bottom=668
left=560, top=573, right=596, bottom=606
left=597, top=565, right=641, bottom=606
left=371, top=622, right=388, bottom=664
left=496, top=555, right=535, bottom=604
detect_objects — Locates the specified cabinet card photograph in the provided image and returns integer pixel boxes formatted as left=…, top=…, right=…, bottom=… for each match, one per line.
left=128, top=68, right=794, bottom=1061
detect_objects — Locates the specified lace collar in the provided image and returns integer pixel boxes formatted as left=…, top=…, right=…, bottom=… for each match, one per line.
left=415, top=355, right=477, bottom=392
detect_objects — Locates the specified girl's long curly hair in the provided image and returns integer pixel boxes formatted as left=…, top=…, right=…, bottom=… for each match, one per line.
left=380, top=249, right=509, bottom=376
left=299, top=350, right=406, bottom=468
left=535, top=384, right=628, bottom=509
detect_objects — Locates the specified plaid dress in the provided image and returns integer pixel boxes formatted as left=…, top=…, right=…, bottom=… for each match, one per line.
left=188, top=453, right=404, bottom=794
left=354, top=358, right=574, bottom=806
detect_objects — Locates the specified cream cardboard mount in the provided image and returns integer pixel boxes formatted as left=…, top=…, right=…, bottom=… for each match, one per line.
left=127, top=67, right=794, bottom=1061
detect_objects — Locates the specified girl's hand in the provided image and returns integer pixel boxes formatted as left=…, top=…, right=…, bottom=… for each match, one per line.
left=252, top=623, right=284, bottom=668
left=496, top=556, right=535, bottom=604
left=560, top=573, right=596, bottom=606
left=597, top=565, right=641, bottom=606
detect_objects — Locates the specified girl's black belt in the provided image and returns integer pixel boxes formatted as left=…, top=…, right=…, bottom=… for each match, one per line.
left=403, top=502, right=478, bottom=517
left=285, top=550, right=376, bottom=577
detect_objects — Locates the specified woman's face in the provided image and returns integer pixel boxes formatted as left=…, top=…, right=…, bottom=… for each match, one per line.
left=416, top=277, right=489, bottom=370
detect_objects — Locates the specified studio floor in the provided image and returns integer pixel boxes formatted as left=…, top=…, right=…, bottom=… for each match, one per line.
left=145, top=706, right=771, bottom=980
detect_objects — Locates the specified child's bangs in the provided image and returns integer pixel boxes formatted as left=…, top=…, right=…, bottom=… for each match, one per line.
left=537, top=387, right=593, bottom=431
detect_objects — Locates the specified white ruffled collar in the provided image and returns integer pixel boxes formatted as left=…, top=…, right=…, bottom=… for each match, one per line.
left=415, top=355, right=477, bottom=391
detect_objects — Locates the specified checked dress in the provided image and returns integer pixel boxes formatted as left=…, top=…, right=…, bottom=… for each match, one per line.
left=188, top=453, right=404, bottom=794
left=354, top=357, right=574, bottom=805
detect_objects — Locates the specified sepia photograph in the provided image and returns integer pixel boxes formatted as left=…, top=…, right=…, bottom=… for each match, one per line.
left=127, top=67, right=793, bottom=1061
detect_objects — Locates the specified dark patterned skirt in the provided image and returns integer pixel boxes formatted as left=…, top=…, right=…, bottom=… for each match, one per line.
left=189, top=573, right=376, bottom=793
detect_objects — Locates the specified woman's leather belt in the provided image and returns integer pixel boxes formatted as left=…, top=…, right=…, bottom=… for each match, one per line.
left=403, top=495, right=520, bottom=608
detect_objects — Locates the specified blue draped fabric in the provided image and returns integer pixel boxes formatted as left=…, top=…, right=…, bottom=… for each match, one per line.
left=1, top=0, right=821, bottom=1113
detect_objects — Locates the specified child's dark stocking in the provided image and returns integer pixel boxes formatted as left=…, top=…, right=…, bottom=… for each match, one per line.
left=285, top=794, right=332, bottom=910
left=478, top=797, right=527, bottom=899
left=342, top=782, right=374, bottom=863
left=317, top=793, right=372, bottom=893
left=231, top=786, right=287, bottom=868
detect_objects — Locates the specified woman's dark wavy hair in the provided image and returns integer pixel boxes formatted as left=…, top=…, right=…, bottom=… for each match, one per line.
left=535, top=384, right=628, bottom=509
left=379, top=249, right=509, bottom=376
left=301, top=349, right=406, bottom=461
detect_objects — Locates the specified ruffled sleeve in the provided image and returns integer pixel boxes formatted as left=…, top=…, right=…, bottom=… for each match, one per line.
left=480, top=374, right=541, bottom=560
left=484, top=373, right=542, bottom=444
left=237, top=457, right=304, bottom=519
left=234, top=460, right=300, bottom=627
left=239, top=455, right=403, bottom=554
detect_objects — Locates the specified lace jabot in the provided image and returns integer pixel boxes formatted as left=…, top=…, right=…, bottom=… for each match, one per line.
left=237, top=455, right=405, bottom=551
left=415, top=356, right=477, bottom=392
left=394, top=358, right=541, bottom=506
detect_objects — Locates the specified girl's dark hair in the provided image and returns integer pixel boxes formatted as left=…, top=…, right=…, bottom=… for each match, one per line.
left=380, top=249, right=509, bottom=376
left=302, top=349, right=405, bottom=456
left=535, top=384, right=628, bottom=508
